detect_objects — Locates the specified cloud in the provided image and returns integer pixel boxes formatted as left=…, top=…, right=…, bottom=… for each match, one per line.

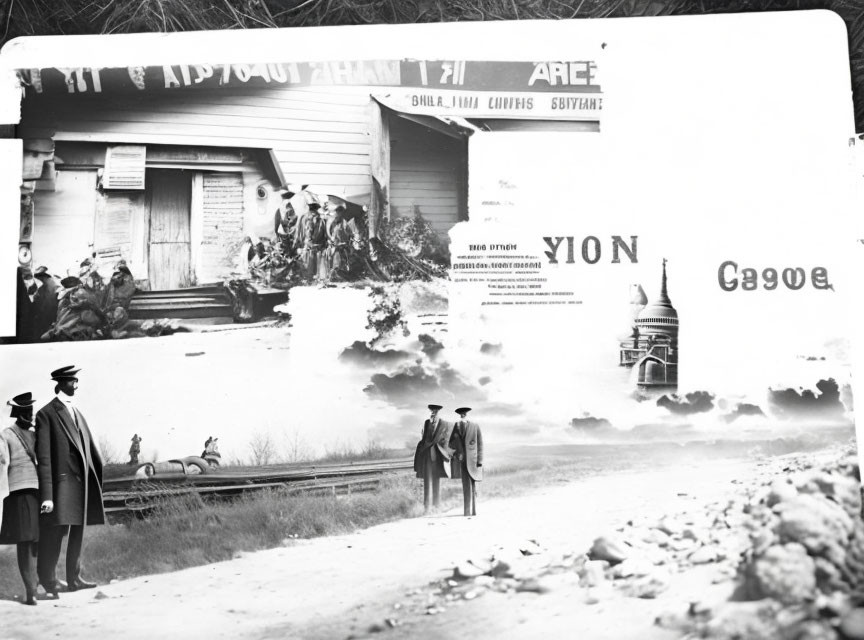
left=338, top=340, right=410, bottom=367
left=364, top=361, right=486, bottom=409
left=570, top=415, right=614, bottom=431
left=722, top=403, right=766, bottom=424
left=768, top=378, right=848, bottom=421
left=418, top=333, right=444, bottom=357
left=480, top=342, right=503, bottom=356
left=656, top=391, right=715, bottom=416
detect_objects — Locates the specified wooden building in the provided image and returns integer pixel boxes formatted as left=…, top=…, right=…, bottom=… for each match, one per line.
left=15, top=61, right=601, bottom=292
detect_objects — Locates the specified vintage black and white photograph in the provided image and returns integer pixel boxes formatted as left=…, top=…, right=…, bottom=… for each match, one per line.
left=0, top=11, right=862, bottom=640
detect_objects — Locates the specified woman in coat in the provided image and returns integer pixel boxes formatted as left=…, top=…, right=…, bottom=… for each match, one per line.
left=0, top=392, right=41, bottom=605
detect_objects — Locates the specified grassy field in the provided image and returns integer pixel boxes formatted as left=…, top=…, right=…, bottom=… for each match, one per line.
left=0, top=437, right=845, bottom=601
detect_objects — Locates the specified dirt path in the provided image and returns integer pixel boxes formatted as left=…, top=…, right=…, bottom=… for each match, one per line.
left=1, top=456, right=775, bottom=640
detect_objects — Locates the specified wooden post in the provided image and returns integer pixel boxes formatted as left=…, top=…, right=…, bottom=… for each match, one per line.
left=369, top=100, right=391, bottom=242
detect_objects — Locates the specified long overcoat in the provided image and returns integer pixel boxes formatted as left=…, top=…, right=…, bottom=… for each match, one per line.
left=413, top=418, right=454, bottom=479
left=450, top=420, right=483, bottom=481
left=35, top=398, right=105, bottom=526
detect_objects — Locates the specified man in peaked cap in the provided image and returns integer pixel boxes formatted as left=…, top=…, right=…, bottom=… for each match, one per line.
left=413, top=403, right=455, bottom=512
left=273, top=187, right=299, bottom=257
left=449, top=407, right=483, bottom=517
left=325, top=198, right=353, bottom=282
left=104, top=259, right=136, bottom=314
left=31, top=266, right=59, bottom=342
left=35, top=365, right=105, bottom=596
left=294, top=192, right=328, bottom=281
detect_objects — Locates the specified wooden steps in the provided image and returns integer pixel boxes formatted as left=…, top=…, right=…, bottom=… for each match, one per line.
left=129, top=284, right=234, bottom=322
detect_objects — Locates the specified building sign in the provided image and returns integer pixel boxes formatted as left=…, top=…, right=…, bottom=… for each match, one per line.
left=374, top=89, right=602, bottom=121
left=16, top=60, right=601, bottom=97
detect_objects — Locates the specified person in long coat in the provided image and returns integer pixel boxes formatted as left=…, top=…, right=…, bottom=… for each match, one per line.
left=325, top=199, right=353, bottom=281
left=273, top=188, right=298, bottom=257
left=294, top=195, right=328, bottom=281
left=31, top=266, right=59, bottom=342
left=104, top=260, right=136, bottom=313
left=15, top=266, right=35, bottom=344
left=449, top=407, right=483, bottom=516
left=36, top=365, right=105, bottom=596
left=1, top=393, right=41, bottom=604
left=413, top=404, right=454, bottom=512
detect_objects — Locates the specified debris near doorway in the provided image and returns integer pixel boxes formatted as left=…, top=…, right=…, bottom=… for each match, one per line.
left=34, top=259, right=196, bottom=341
left=365, top=213, right=449, bottom=282
left=225, top=278, right=288, bottom=323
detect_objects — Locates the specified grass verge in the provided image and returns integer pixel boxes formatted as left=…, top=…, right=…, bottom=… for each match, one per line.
left=0, top=438, right=844, bottom=599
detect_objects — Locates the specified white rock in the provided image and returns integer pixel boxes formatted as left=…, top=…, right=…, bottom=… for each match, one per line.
left=657, top=516, right=684, bottom=536
left=622, top=568, right=672, bottom=599
left=688, top=547, right=718, bottom=565
left=610, top=557, right=654, bottom=580
left=642, top=528, right=671, bottom=546
left=581, top=560, right=608, bottom=587
left=453, top=562, right=486, bottom=580
left=473, top=575, right=496, bottom=587
left=589, top=534, right=630, bottom=564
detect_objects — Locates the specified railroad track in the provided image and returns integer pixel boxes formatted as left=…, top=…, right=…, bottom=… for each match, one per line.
left=103, top=457, right=414, bottom=516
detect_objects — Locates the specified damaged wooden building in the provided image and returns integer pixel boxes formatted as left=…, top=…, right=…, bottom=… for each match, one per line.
left=12, top=60, right=601, bottom=328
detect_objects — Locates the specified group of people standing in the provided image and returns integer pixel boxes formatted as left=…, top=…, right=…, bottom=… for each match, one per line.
left=414, top=404, right=484, bottom=516
left=15, top=258, right=137, bottom=343
left=272, top=187, right=366, bottom=283
left=0, top=365, right=104, bottom=605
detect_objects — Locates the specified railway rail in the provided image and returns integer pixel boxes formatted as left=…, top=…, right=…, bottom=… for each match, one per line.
left=103, top=457, right=414, bottom=517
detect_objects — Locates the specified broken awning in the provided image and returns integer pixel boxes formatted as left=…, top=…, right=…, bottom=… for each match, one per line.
left=372, top=97, right=480, bottom=139
left=371, top=88, right=602, bottom=122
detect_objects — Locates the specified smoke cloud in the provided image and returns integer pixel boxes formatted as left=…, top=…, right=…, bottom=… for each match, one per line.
left=656, top=391, right=715, bottom=416
left=768, top=378, right=847, bottom=421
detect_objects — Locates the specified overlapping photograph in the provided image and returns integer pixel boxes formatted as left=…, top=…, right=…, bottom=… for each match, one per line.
left=0, top=14, right=862, bottom=639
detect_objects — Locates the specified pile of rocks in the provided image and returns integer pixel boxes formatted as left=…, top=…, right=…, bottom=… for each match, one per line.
left=371, top=445, right=862, bottom=639
left=661, top=447, right=864, bottom=639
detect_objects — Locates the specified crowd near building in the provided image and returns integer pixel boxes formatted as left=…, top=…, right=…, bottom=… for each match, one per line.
left=9, top=59, right=602, bottom=341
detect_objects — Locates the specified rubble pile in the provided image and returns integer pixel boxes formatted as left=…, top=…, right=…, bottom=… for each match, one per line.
left=374, top=445, right=863, bottom=638
left=661, top=446, right=864, bottom=639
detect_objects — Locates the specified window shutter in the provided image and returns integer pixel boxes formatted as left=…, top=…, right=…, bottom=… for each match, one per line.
left=103, top=145, right=147, bottom=190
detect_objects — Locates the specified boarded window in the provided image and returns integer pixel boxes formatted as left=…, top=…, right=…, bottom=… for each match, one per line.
left=95, top=191, right=148, bottom=279
left=198, top=172, right=245, bottom=283
left=103, top=145, right=146, bottom=190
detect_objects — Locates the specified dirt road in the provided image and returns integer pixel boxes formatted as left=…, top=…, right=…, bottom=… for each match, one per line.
left=1, top=456, right=776, bottom=640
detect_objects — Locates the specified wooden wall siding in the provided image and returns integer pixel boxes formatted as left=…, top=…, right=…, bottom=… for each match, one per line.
left=389, top=117, right=464, bottom=237
left=19, top=86, right=374, bottom=189
left=32, top=170, right=98, bottom=276
left=199, top=172, right=245, bottom=284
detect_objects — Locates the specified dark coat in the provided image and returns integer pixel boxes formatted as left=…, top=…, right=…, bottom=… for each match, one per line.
left=413, top=418, right=454, bottom=479
left=35, top=397, right=105, bottom=526
left=449, top=420, right=483, bottom=481
left=32, top=277, right=59, bottom=340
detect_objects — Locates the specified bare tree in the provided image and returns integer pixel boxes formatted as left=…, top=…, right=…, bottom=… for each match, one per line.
left=282, top=429, right=312, bottom=463
left=248, top=430, right=278, bottom=466
left=98, top=435, right=120, bottom=465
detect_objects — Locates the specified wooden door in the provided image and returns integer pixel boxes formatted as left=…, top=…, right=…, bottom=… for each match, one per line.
left=147, top=170, right=192, bottom=289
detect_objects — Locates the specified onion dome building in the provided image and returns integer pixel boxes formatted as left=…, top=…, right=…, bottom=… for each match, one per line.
left=618, top=259, right=679, bottom=390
